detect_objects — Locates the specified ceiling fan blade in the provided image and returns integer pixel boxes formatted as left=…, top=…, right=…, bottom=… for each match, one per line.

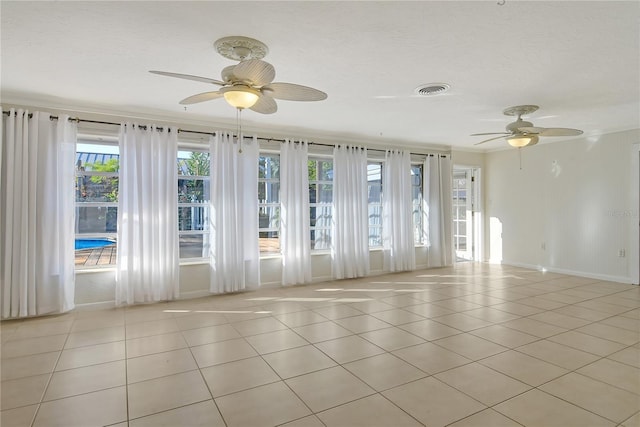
left=474, top=135, right=507, bottom=146
left=179, top=91, right=224, bottom=105
left=250, top=95, right=277, bottom=114
left=539, top=127, right=584, bottom=137
left=262, top=82, right=328, bottom=101
left=470, top=132, right=510, bottom=136
left=232, top=59, right=276, bottom=86
left=149, top=70, right=224, bottom=86
left=518, top=126, right=583, bottom=136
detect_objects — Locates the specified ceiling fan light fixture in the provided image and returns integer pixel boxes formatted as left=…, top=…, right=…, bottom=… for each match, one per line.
left=221, top=85, right=260, bottom=109
left=507, top=134, right=538, bottom=148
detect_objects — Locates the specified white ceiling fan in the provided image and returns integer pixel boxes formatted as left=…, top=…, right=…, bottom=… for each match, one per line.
left=150, top=36, right=327, bottom=114
left=472, top=105, right=583, bottom=148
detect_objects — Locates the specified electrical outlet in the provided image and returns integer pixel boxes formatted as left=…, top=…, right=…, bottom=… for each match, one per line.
left=541, top=242, right=546, bottom=250
left=619, top=249, right=626, bottom=258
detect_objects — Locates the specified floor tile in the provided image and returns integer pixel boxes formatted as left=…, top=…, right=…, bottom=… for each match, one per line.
left=181, top=324, right=240, bottom=347
left=470, top=324, right=539, bottom=348
left=245, top=328, right=308, bottom=354
left=577, top=322, right=640, bottom=345
left=57, top=341, right=125, bottom=371
left=448, top=408, right=522, bottom=427
left=12, top=320, right=73, bottom=340
left=359, top=327, right=425, bottom=351
left=279, top=415, right=325, bottom=427
left=435, top=362, right=531, bottom=405
left=333, top=314, right=391, bottom=333
left=540, top=372, right=639, bottom=423
left=126, top=332, right=187, bottom=358
left=275, top=310, right=327, bottom=328
left=44, top=360, right=126, bottom=401
left=1, top=334, right=67, bottom=358
left=578, top=358, right=640, bottom=395
left=433, top=298, right=483, bottom=312
left=317, top=394, right=422, bottom=426
left=174, top=313, right=228, bottom=331
left=125, top=318, right=179, bottom=340
left=64, top=326, right=125, bottom=349
left=201, top=356, right=280, bottom=397
left=393, top=342, right=472, bottom=374
left=492, top=302, right=544, bottom=316
left=33, top=386, right=127, bottom=427
left=433, top=333, right=508, bottom=360
left=601, top=315, right=640, bottom=332
left=129, top=400, right=225, bottom=426
left=621, top=412, right=640, bottom=427
left=500, top=317, right=567, bottom=338
left=608, top=346, right=640, bottom=368
left=1, top=351, right=60, bottom=381
left=190, top=338, right=257, bottom=368
left=285, top=366, right=375, bottom=412
left=516, top=339, right=600, bottom=370
left=398, top=319, right=461, bottom=340
left=480, top=350, right=568, bottom=386
left=553, top=305, right=612, bottom=321
left=0, top=404, right=38, bottom=427
left=70, top=315, right=125, bottom=333
left=231, top=316, right=288, bottom=337
left=347, top=300, right=396, bottom=314
left=293, top=321, right=352, bottom=343
left=369, top=309, right=424, bottom=325
left=262, top=345, right=336, bottom=378
left=403, top=302, right=454, bottom=318
left=516, top=296, right=566, bottom=310
left=127, top=370, right=211, bottom=419
left=1, top=374, right=50, bottom=410
left=527, top=310, right=592, bottom=329
left=548, top=331, right=627, bottom=356
left=314, top=335, right=385, bottom=364
left=463, top=307, right=520, bottom=323
left=343, top=353, right=427, bottom=391
left=313, top=304, right=364, bottom=319
left=431, top=313, right=493, bottom=331
left=127, top=348, right=197, bottom=383
left=494, top=388, right=614, bottom=427
left=382, top=377, right=486, bottom=427
left=215, top=381, right=311, bottom=427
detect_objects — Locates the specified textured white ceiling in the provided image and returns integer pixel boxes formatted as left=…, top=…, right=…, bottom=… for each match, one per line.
left=1, top=1, right=638, bottom=150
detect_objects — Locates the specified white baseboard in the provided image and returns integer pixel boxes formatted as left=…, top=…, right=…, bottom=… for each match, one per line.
left=74, top=300, right=116, bottom=311
left=501, top=261, right=634, bottom=284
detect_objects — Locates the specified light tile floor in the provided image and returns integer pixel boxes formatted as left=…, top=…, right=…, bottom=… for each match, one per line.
left=1, top=263, right=639, bottom=427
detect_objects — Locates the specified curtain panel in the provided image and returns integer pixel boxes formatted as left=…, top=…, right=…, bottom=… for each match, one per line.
left=424, top=154, right=453, bottom=267
left=1, top=109, right=77, bottom=318
left=116, top=123, right=179, bottom=305
left=280, top=140, right=312, bottom=285
left=383, top=149, right=416, bottom=272
left=209, top=132, right=260, bottom=293
left=332, top=145, right=370, bottom=279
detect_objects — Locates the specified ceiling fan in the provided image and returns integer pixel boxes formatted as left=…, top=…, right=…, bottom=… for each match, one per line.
left=472, top=105, right=583, bottom=148
left=149, top=36, right=327, bottom=114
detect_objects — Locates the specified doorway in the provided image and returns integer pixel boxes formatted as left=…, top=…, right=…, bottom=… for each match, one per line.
left=453, top=166, right=481, bottom=262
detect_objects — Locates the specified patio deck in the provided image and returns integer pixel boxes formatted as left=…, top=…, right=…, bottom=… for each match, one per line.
left=75, top=245, right=117, bottom=267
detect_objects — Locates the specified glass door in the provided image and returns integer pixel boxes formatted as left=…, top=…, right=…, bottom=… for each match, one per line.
left=453, top=167, right=476, bottom=261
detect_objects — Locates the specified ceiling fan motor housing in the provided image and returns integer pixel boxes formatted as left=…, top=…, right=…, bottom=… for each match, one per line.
left=506, top=119, right=533, bottom=133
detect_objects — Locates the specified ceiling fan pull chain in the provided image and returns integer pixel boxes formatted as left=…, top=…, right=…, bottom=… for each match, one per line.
left=519, top=147, right=522, bottom=170
left=236, top=108, right=243, bottom=154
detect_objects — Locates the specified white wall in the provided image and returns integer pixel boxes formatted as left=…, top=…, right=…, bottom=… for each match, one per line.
left=485, top=129, right=640, bottom=283
left=76, top=246, right=432, bottom=307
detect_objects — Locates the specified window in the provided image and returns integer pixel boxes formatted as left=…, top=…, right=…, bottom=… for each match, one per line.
left=177, top=150, right=210, bottom=259
left=368, top=162, right=383, bottom=247
left=411, top=164, right=423, bottom=244
left=452, top=171, right=468, bottom=253
left=75, top=142, right=119, bottom=268
left=308, top=158, right=333, bottom=250
left=259, top=153, right=280, bottom=253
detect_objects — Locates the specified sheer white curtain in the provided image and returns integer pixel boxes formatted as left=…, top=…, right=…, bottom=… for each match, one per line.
left=332, top=145, right=370, bottom=279
left=383, top=150, right=416, bottom=272
left=116, top=123, right=179, bottom=305
left=424, top=154, right=453, bottom=267
left=209, top=132, right=260, bottom=293
left=1, top=109, right=77, bottom=318
left=281, top=140, right=311, bottom=285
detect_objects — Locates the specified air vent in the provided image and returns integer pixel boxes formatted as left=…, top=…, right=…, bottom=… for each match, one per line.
left=414, top=83, right=450, bottom=96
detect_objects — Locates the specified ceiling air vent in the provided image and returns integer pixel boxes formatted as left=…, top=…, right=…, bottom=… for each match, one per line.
left=414, top=83, right=450, bottom=96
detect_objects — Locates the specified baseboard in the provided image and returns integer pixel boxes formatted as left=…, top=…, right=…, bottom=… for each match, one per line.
left=74, top=300, right=116, bottom=311
left=501, top=261, right=633, bottom=284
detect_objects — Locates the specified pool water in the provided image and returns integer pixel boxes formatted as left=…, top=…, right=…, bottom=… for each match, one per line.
left=75, top=239, right=115, bottom=250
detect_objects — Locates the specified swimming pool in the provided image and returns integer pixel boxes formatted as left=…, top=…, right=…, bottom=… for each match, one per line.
left=75, top=239, right=116, bottom=250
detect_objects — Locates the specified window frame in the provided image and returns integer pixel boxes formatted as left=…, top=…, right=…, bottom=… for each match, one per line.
left=367, top=160, right=383, bottom=248
left=308, top=156, right=333, bottom=251
left=411, top=162, right=424, bottom=246
left=258, top=151, right=281, bottom=254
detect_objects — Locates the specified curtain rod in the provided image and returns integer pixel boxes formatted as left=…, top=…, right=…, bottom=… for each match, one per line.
left=2, top=110, right=449, bottom=158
